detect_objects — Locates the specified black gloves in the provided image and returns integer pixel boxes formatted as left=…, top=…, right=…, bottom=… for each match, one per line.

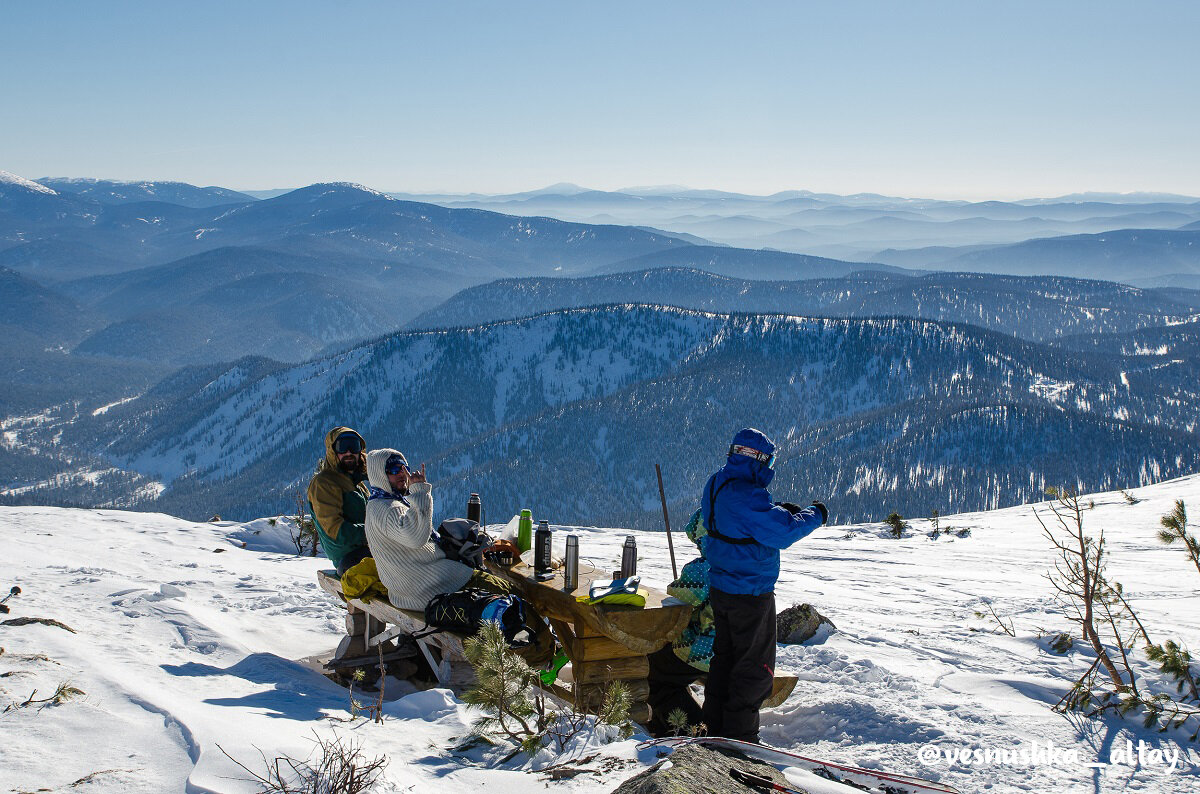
left=777, top=500, right=829, bottom=524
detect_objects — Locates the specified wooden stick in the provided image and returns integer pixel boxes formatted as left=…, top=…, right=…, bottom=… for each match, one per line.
left=656, top=463, right=678, bottom=580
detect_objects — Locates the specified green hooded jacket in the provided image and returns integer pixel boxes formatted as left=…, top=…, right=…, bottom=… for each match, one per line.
left=307, top=426, right=369, bottom=569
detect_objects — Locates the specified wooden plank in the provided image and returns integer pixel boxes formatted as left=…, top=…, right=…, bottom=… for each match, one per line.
left=575, top=635, right=651, bottom=661
left=552, top=619, right=648, bottom=661
left=572, top=655, right=650, bottom=686
left=484, top=561, right=690, bottom=654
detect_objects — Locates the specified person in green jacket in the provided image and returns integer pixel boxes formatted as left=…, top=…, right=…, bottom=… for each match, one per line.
left=308, top=426, right=370, bottom=575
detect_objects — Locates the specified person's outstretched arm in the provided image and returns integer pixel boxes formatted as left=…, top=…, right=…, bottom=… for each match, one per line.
left=742, top=487, right=825, bottom=549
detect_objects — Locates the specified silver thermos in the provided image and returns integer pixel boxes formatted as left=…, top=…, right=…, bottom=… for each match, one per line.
left=564, top=534, right=579, bottom=591
left=621, top=535, right=637, bottom=577
left=466, top=493, right=481, bottom=524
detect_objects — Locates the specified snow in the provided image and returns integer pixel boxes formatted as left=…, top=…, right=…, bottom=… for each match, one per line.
left=4, top=476, right=1200, bottom=792
left=0, top=170, right=58, bottom=195
left=91, top=395, right=141, bottom=416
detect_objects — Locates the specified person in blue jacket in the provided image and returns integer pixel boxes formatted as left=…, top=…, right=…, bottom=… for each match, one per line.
left=700, top=427, right=828, bottom=742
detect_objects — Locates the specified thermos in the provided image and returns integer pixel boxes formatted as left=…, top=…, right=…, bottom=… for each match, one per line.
left=621, top=535, right=638, bottom=577
left=535, top=520, right=553, bottom=576
left=517, top=508, right=533, bottom=552
left=466, top=493, right=481, bottom=524
left=564, top=534, right=579, bottom=591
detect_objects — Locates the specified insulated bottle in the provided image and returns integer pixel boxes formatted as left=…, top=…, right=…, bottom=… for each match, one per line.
left=564, top=535, right=579, bottom=591
left=621, top=535, right=637, bottom=577
left=517, top=508, right=533, bottom=552
left=535, top=520, right=553, bottom=576
left=467, top=493, right=481, bottom=524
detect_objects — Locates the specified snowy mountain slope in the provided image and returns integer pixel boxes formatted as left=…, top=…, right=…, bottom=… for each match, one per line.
left=408, top=267, right=1200, bottom=343
left=590, top=244, right=900, bottom=280
left=50, top=305, right=1200, bottom=526
left=3, top=476, right=1199, bottom=793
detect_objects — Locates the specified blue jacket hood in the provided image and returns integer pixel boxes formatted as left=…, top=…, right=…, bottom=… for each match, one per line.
left=726, top=427, right=776, bottom=489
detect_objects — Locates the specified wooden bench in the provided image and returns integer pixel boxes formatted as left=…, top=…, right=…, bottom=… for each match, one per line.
left=317, top=569, right=464, bottom=684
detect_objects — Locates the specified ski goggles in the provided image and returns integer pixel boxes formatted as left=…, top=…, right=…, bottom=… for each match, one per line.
left=729, top=444, right=776, bottom=467
left=333, top=434, right=363, bottom=454
left=384, top=455, right=408, bottom=475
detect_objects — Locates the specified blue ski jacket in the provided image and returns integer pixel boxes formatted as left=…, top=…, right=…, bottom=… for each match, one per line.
left=701, top=431, right=824, bottom=596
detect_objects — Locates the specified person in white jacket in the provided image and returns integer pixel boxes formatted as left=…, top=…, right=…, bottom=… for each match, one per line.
left=363, top=448, right=555, bottom=665
left=363, top=448, right=472, bottom=611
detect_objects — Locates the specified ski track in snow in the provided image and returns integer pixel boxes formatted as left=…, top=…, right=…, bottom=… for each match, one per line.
left=3, top=479, right=1200, bottom=792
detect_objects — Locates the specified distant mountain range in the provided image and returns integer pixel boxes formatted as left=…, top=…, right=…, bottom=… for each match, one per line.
left=35, top=177, right=254, bottom=208
left=0, top=171, right=901, bottom=367
left=384, top=183, right=1200, bottom=264
left=8, top=304, right=1194, bottom=531
left=875, top=229, right=1200, bottom=282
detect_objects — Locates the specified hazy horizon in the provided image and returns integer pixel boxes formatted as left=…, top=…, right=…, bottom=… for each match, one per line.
left=5, top=2, right=1198, bottom=200
left=18, top=172, right=1200, bottom=205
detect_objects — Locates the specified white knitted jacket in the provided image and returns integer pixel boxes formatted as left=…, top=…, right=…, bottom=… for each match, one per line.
left=363, top=448, right=473, bottom=611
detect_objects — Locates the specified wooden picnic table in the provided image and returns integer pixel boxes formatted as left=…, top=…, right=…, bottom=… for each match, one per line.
left=483, top=559, right=691, bottom=724
left=319, top=562, right=797, bottom=726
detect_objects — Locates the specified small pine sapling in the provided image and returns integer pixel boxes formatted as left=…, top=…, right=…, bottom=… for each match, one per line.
left=1145, top=640, right=1200, bottom=703
left=462, top=623, right=633, bottom=755
left=1036, top=487, right=1139, bottom=707
left=1158, top=500, right=1200, bottom=577
left=665, top=708, right=690, bottom=736
left=928, top=509, right=941, bottom=540
left=292, top=491, right=319, bottom=557
left=885, top=512, right=907, bottom=539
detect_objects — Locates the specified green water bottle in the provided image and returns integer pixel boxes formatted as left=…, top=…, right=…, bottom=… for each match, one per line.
left=517, top=508, right=533, bottom=552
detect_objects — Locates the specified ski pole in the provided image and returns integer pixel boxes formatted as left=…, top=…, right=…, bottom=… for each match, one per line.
left=655, top=464, right=678, bottom=580
left=730, top=768, right=804, bottom=794
left=0, top=585, right=20, bottom=614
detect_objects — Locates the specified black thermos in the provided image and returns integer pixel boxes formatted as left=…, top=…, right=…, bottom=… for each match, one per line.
left=467, top=493, right=481, bottom=523
left=535, top=520, right=553, bottom=575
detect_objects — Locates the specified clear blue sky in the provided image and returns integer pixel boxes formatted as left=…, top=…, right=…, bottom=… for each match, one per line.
left=3, top=1, right=1197, bottom=199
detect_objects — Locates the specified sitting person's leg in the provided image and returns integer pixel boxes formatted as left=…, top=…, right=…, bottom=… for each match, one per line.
left=336, top=545, right=373, bottom=577
left=462, top=570, right=556, bottom=667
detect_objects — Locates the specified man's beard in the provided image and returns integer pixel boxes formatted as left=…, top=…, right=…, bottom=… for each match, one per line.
left=337, top=456, right=361, bottom=474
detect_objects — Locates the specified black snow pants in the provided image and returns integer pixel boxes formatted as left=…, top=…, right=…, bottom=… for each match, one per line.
left=702, top=586, right=776, bottom=742
left=646, top=643, right=704, bottom=737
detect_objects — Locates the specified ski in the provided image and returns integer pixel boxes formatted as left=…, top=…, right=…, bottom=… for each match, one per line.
left=640, top=736, right=961, bottom=794
left=731, top=767, right=806, bottom=794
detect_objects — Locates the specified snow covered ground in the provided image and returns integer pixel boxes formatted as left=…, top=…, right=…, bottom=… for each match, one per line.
left=3, top=476, right=1200, bottom=793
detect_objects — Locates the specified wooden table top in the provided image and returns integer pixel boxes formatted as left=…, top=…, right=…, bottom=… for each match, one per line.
left=485, top=560, right=691, bottom=654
